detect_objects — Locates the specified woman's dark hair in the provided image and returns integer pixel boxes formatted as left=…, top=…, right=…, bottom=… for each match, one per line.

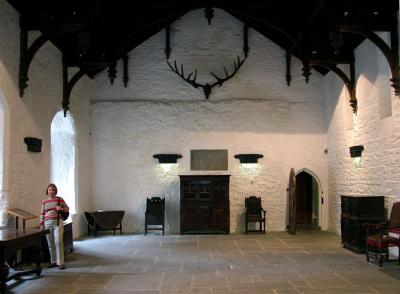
left=46, top=183, right=58, bottom=195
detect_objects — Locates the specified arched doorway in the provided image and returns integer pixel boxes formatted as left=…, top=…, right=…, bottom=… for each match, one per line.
left=295, top=170, right=320, bottom=230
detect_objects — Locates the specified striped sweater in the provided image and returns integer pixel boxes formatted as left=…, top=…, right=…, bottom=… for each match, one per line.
left=40, top=196, right=69, bottom=225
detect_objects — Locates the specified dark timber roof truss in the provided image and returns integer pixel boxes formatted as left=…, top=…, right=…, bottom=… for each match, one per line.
left=6, top=0, right=400, bottom=115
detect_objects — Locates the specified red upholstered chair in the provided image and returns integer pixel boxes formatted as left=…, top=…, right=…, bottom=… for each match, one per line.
left=365, top=202, right=400, bottom=267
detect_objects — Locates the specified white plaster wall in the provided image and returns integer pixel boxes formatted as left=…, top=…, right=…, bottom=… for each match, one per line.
left=0, top=0, right=92, bottom=237
left=325, top=32, right=400, bottom=234
left=91, top=9, right=328, bottom=233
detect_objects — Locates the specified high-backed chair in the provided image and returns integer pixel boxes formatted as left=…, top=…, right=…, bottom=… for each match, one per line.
left=365, top=202, right=400, bottom=267
left=145, top=197, right=165, bottom=235
left=245, top=196, right=266, bottom=234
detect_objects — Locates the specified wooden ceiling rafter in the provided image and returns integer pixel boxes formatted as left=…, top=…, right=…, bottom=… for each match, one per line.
left=6, top=0, right=399, bottom=115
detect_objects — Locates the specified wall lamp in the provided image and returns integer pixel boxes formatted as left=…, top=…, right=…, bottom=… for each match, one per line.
left=24, top=137, right=42, bottom=152
left=349, top=145, right=364, bottom=168
left=234, top=154, right=264, bottom=164
left=153, top=154, right=182, bottom=164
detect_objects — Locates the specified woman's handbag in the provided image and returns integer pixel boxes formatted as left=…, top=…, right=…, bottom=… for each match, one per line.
left=58, top=197, right=69, bottom=221
left=61, top=210, right=70, bottom=221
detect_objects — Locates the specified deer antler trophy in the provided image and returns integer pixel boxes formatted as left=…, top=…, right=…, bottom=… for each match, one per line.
left=167, top=55, right=247, bottom=99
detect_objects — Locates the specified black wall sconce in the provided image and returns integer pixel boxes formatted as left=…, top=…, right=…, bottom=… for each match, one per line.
left=24, top=137, right=42, bottom=152
left=349, top=145, right=364, bottom=158
left=153, top=154, right=182, bottom=164
left=349, top=145, right=364, bottom=168
left=234, top=153, right=264, bottom=164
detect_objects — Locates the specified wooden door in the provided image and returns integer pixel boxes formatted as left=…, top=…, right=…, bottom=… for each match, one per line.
left=288, top=168, right=296, bottom=235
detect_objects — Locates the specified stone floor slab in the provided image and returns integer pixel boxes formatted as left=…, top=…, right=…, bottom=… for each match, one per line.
left=6, top=231, right=400, bottom=294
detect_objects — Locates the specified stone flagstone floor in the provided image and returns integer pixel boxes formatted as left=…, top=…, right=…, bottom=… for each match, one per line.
left=7, top=231, right=400, bottom=293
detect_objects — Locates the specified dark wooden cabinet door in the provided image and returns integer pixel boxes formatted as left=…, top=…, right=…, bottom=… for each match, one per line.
left=210, top=206, right=229, bottom=230
left=182, top=206, right=209, bottom=228
left=182, top=182, right=197, bottom=200
left=198, top=182, right=212, bottom=201
left=213, top=181, right=228, bottom=202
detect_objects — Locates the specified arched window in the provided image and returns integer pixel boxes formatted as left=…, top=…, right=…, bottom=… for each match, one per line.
left=51, top=111, right=76, bottom=213
left=0, top=89, right=9, bottom=226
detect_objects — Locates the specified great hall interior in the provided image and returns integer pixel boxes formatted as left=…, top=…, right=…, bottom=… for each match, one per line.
left=0, top=0, right=399, bottom=293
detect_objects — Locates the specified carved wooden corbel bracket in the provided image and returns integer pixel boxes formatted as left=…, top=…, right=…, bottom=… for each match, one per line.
left=18, top=18, right=85, bottom=97
left=339, top=23, right=399, bottom=96
left=204, top=7, right=214, bottom=25
left=107, top=61, right=117, bottom=85
left=105, top=54, right=129, bottom=87
left=165, top=24, right=171, bottom=59
left=302, top=60, right=312, bottom=83
left=123, top=54, right=129, bottom=88
left=285, top=50, right=292, bottom=86
left=243, top=24, right=249, bottom=58
left=310, top=59, right=357, bottom=113
left=62, top=57, right=108, bottom=116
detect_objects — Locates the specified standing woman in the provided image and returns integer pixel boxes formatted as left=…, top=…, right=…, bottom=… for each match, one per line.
left=39, top=183, right=69, bottom=269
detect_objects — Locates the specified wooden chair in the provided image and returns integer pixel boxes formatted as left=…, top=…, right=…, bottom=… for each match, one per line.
left=145, top=197, right=165, bottom=235
left=245, top=196, right=266, bottom=234
left=365, top=202, right=400, bottom=267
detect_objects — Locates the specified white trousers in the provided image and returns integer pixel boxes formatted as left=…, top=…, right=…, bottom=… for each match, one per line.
left=45, top=219, right=64, bottom=265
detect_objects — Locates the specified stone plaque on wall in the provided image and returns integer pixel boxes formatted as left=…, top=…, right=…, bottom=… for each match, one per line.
left=191, top=150, right=228, bottom=170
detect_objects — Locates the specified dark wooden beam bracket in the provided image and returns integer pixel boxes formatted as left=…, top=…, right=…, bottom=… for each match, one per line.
left=243, top=24, right=249, bottom=57
left=18, top=18, right=85, bottom=97
left=339, top=20, right=399, bottom=96
left=107, top=61, right=117, bottom=85
left=302, top=60, right=311, bottom=83
left=165, top=23, right=171, bottom=59
left=204, top=7, right=214, bottom=25
left=285, top=50, right=292, bottom=86
left=62, top=56, right=108, bottom=116
left=123, top=54, right=129, bottom=88
left=310, top=60, right=357, bottom=113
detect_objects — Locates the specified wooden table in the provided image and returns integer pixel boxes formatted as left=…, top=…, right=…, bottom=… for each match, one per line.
left=0, top=228, right=46, bottom=293
left=6, top=209, right=37, bottom=230
left=85, top=211, right=124, bottom=236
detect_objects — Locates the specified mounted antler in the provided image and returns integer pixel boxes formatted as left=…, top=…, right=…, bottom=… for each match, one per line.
left=167, top=60, right=201, bottom=89
left=167, top=55, right=247, bottom=99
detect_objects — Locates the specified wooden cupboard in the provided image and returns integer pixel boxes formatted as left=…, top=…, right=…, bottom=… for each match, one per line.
left=180, top=175, right=230, bottom=234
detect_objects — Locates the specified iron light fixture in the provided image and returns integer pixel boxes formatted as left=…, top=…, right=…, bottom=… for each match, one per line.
left=153, top=154, right=182, bottom=164
left=24, top=137, right=42, bottom=152
left=349, top=145, right=364, bottom=168
left=234, top=154, right=264, bottom=164
left=349, top=145, right=364, bottom=158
